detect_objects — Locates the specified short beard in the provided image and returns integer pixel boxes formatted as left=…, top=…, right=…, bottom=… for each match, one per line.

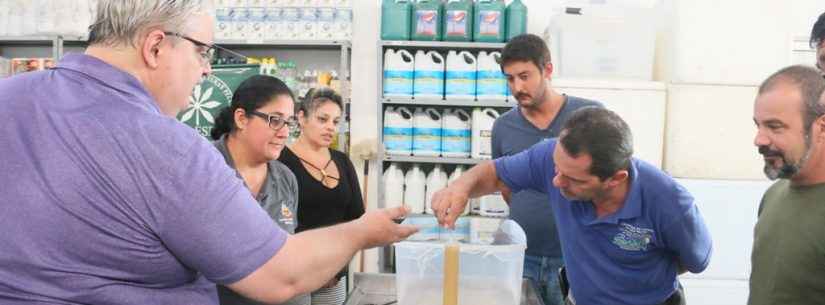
left=762, top=133, right=813, bottom=180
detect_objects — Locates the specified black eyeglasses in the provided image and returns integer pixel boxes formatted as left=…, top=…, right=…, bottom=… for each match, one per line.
left=249, top=111, right=298, bottom=131
left=163, top=31, right=247, bottom=65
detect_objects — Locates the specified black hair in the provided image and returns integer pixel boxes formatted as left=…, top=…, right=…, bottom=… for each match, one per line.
left=210, top=75, right=295, bottom=140
left=299, top=86, right=343, bottom=116
left=758, top=65, right=825, bottom=133
left=811, top=12, right=825, bottom=49
left=559, top=107, right=634, bottom=181
left=500, top=33, right=551, bottom=72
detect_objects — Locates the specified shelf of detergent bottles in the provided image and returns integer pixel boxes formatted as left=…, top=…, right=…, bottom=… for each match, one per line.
left=379, top=40, right=505, bottom=50
left=382, top=154, right=485, bottom=165
left=382, top=97, right=513, bottom=108
left=214, top=39, right=351, bottom=49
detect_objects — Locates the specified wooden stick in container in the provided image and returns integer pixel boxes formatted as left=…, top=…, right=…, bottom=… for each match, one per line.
left=443, top=242, right=459, bottom=305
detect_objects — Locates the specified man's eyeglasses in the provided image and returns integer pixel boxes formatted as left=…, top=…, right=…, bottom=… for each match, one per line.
left=249, top=111, right=298, bottom=131
left=163, top=31, right=247, bottom=65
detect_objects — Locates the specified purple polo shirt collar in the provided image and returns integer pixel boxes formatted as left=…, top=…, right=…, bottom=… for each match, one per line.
left=55, top=53, right=160, bottom=114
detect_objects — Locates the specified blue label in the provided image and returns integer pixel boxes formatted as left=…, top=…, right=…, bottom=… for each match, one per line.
left=413, top=127, right=442, bottom=137
left=384, top=70, right=414, bottom=95
left=414, top=70, right=444, bottom=79
left=441, top=129, right=471, bottom=137
left=384, top=127, right=413, bottom=136
left=477, top=70, right=505, bottom=79
left=477, top=70, right=507, bottom=96
left=413, top=127, right=442, bottom=152
left=441, top=128, right=471, bottom=153
left=384, top=126, right=413, bottom=152
left=446, top=71, right=477, bottom=96
left=446, top=71, right=476, bottom=79
left=414, top=70, right=445, bottom=95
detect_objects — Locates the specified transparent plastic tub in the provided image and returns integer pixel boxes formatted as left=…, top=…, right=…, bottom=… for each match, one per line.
left=394, top=218, right=526, bottom=305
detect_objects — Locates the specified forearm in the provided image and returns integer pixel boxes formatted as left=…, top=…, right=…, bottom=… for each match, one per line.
left=453, top=161, right=509, bottom=198
left=228, top=221, right=367, bottom=303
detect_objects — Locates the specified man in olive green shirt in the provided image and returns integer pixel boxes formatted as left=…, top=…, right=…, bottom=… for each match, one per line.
left=750, top=65, right=825, bottom=304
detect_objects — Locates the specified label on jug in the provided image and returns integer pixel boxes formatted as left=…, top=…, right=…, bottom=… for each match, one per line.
left=414, top=70, right=444, bottom=96
left=415, top=10, right=438, bottom=36
left=384, top=127, right=413, bottom=151
left=479, top=10, right=501, bottom=35
left=384, top=70, right=414, bottom=95
left=477, top=70, right=507, bottom=96
left=479, top=129, right=493, bottom=156
left=413, top=127, right=442, bottom=152
left=445, top=70, right=476, bottom=96
left=442, top=128, right=471, bottom=154
left=446, top=10, right=468, bottom=36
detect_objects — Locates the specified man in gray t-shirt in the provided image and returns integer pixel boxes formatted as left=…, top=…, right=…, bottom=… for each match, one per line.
left=493, top=34, right=603, bottom=305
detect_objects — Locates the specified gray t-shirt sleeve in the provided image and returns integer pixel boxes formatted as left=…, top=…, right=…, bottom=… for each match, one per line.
left=157, top=138, right=287, bottom=285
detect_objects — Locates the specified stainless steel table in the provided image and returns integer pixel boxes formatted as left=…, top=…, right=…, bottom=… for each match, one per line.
left=344, top=273, right=546, bottom=305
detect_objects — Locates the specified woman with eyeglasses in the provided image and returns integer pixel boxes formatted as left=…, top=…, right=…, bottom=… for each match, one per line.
left=278, top=87, right=364, bottom=305
left=209, top=75, right=309, bottom=305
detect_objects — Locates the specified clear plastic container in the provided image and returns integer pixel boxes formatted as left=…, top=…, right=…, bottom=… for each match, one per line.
left=395, top=218, right=526, bottom=305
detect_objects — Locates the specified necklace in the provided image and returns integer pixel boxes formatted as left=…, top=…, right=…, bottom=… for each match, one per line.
left=296, top=155, right=340, bottom=183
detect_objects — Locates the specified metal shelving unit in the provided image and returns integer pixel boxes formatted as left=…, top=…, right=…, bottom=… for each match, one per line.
left=0, top=35, right=86, bottom=60
left=383, top=155, right=487, bottom=165
left=376, top=40, right=511, bottom=273
left=382, top=97, right=512, bottom=108
left=379, top=40, right=506, bottom=50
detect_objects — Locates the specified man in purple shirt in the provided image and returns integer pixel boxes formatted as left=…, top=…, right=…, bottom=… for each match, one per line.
left=0, top=1, right=416, bottom=304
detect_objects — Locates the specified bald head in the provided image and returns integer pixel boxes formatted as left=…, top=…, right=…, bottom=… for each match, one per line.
left=758, top=65, right=825, bottom=130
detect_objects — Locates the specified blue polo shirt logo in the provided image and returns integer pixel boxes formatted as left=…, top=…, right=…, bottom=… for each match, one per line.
left=613, top=223, right=654, bottom=251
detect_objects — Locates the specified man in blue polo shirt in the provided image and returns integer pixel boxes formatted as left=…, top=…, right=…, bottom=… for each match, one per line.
left=432, top=107, right=712, bottom=305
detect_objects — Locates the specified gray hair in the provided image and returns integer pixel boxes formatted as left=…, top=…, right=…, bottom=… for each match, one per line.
left=758, top=65, right=825, bottom=132
left=87, top=0, right=213, bottom=47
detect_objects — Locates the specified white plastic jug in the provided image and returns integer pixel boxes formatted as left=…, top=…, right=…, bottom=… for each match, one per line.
left=476, top=51, right=508, bottom=101
left=384, top=49, right=415, bottom=98
left=448, top=165, right=471, bottom=216
left=404, top=164, right=427, bottom=214
left=412, top=107, right=442, bottom=157
left=383, top=163, right=405, bottom=209
left=472, top=108, right=500, bottom=159
left=445, top=50, right=477, bottom=100
left=413, top=50, right=445, bottom=99
left=384, top=106, right=414, bottom=156
left=441, top=108, right=471, bottom=158
left=425, top=165, right=448, bottom=214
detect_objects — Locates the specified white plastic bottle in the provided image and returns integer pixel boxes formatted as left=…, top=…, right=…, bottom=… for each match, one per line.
left=425, top=165, right=448, bottom=214
left=471, top=108, right=500, bottom=159
left=383, top=106, right=414, bottom=156
left=299, top=6, right=318, bottom=40
left=448, top=165, right=471, bottom=216
left=412, top=107, right=442, bottom=157
left=445, top=50, right=477, bottom=100
left=404, top=164, right=427, bottom=214
left=413, top=50, right=446, bottom=100
left=383, top=163, right=405, bottom=209
left=383, top=49, right=415, bottom=98
left=441, top=108, right=471, bottom=158
left=476, top=51, right=508, bottom=101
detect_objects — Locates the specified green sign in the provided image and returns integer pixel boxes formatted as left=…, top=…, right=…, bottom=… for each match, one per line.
left=177, top=64, right=260, bottom=137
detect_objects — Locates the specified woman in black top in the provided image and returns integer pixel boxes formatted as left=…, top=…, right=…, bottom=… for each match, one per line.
left=278, top=87, right=364, bottom=305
